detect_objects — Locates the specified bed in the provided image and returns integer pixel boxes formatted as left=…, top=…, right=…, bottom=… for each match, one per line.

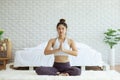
left=0, top=69, right=120, bottom=80
left=0, top=63, right=119, bottom=80
left=13, top=41, right=109, bottom=70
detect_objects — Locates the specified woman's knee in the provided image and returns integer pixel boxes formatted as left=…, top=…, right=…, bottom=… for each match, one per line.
left=74, top=67, right=81, bottom=75
left=35, top=67, right=44, bottom=75
left=69, top=67, right=81, bottom=76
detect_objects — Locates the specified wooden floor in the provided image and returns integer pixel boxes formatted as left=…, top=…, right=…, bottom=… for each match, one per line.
left=1, top=64, right=120, bottom=73
left=111, top=65, right=120, bottom=73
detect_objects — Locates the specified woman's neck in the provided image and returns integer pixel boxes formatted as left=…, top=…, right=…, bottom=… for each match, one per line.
left=58, top=36, right=66, bottom=42
left=58, top=35, right=66, bottom=40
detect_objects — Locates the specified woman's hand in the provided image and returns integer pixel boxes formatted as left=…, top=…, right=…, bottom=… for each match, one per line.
left=58, top=39, right=78, bottom=56
left=58, top=42, right=64, bottom=51
left=44, top=39, right=61, bottom=55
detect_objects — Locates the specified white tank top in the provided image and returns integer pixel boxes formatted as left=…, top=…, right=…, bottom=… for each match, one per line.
left=53, top=38, right=70, bottom=56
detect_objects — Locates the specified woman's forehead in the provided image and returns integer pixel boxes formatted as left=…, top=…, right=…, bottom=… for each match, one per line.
left=57, top=25, right=66, bottom=28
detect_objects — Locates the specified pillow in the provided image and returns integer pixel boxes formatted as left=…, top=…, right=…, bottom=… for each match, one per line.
left=75, top=42, right=91, bottom=50
left=23, top=41, right=48, bottom=51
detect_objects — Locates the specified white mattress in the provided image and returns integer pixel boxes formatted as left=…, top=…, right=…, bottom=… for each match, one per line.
left=0, top=69, right=120, bottom=80
left=14, top=42, right=104, bottom=67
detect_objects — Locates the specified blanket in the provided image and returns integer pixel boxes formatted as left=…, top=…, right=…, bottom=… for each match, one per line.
left=0, top=70, right=120, bottom=80
left=0, top=63, right=120, bottom=80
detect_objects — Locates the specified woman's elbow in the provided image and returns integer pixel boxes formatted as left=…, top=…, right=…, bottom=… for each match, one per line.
left=44, top=50, right=48, bottom=55
left=74, top=53, right=78, bottom=56
left=74, top=51, right=78, bottom=56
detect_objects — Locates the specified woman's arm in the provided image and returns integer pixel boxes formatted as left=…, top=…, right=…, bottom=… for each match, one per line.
left=44, top=39, right=60, bottom=55
left=62, top=39, right=78, bottom=56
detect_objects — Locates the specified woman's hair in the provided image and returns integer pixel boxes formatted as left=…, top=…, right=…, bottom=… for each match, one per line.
left=56, top=19, right=68, bottom=29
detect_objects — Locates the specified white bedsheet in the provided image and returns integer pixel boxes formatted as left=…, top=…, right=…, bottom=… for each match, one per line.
left=0, top=70, right=120, bottom=80
left=14, top=42, right=104, bottom=67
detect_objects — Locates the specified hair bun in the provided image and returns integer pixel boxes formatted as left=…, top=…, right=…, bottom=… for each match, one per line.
left=59, top=19, right=65, bottom=23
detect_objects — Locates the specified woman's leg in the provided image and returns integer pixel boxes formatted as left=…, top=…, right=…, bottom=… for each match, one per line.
left=35, top=66, right=58, bottom=75
left=64, top=66, right=81, bottom=76
left=53, top=62, right=81, bottom=76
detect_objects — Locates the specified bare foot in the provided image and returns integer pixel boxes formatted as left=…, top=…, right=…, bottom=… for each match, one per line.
left=59, top=73, right=69, bottom=76
left=65, top=73, right=69, bottom=76
left=56, top=72, right=60, bottom=75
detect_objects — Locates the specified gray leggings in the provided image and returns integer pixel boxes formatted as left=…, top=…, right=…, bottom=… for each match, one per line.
left=35, top=62, right=81, bottom=76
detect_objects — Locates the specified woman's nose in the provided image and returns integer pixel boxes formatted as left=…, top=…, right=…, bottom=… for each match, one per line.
left=60, top=29, right=63, bottom=32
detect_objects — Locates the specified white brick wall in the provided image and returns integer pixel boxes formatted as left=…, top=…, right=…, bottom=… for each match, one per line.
left=0, top=0, right=120, bottom=64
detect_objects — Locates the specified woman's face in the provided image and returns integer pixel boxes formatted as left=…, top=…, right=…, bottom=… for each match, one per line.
left=57, top=24, right=67, bottom=36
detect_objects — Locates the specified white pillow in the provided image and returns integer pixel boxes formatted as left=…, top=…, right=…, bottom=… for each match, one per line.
left=75, top=42, right=91, bottom=50
left=23, top=41, right=48, bottom=51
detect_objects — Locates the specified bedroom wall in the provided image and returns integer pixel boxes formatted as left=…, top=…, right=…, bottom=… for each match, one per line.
left=0, top=0, right=120, bottom=64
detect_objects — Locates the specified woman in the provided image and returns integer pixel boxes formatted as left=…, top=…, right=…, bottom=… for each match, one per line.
left=35, top=19, right=81, bottom=76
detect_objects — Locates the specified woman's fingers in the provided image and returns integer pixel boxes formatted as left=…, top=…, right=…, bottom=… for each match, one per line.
left=59, top=42, right=62, bottom=50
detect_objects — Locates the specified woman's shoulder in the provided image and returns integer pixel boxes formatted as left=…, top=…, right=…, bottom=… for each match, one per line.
left=67, top=38, right=74, bottom=42
left=67, top=38, right=75, bottom=44
left=48, top=38, right=57, bottom=43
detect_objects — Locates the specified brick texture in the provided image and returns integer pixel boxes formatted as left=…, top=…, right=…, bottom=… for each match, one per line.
left=0, top=0, right=120, bottom=64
